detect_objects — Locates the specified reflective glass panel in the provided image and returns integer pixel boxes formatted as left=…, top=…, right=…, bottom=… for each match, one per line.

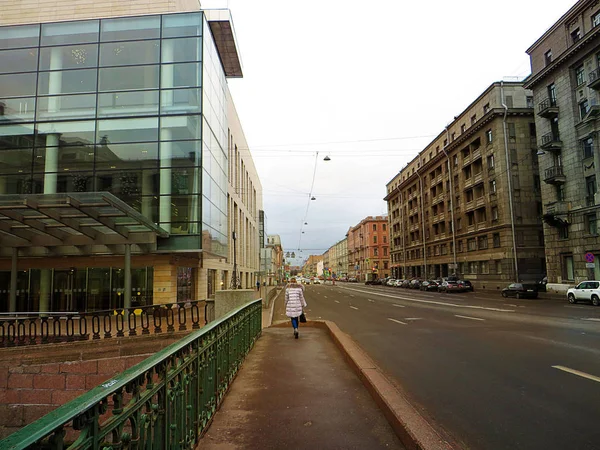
left=99, top=40, right=160, bottom=67
left=160, top=63, right=201, bottom=88
left=101, top=16, right=161, bottom=42
left=98, top=91, right=159, bottom=117
left=88, top=268, right=110, bottom=311
left=95, top=169, right=157, bottom=198
left=96, top=117, right=159, bottom=144
left=0, top=25, right=40, bottom=49
left=0, top=72, right=37, bottom=98
left=36, top=121, right=96, bottom=148
left=0, top=173, right=41, bottom=194
left=0, top=97, right=36, bottom=122
left=162, top=13, right=202, bottom=38
left=33, top=145, right=95, bottom=172
left=55, top=172, right=94, bottom=193
left=39, top=44, right=99, bottom=71
left=37, top=69, right=97, bottom=95
left=160, top=115, right=201, bottom=141
left=98, top=65, right=159, bottom=92
left=36, top=94, right=96, bottom=121
left=172, top=167, right=200, bottom=195
left=0, top=148, right=32, bottom=174
left=161, top=140, right=201, bottom=167
left=94, top=142, right=159, bottom=170
left=0, top=123, right=36, bottom=148
left=41, top=20, right=99, bottom=46
left=160, top=88, right=201, bottom=115
left=161, top=37, right=201, bottom=63
left=0, top=48, right=38, bottom=74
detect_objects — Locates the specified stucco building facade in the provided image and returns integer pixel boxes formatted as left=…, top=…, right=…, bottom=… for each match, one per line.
left=385, top=82, right=546, bottom=289
left=347, top=216, right=389, bottom=282
left=524, top=0, right=600, bottom=291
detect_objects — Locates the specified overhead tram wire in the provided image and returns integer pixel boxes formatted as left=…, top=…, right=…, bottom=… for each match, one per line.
left=297, top=152, right=321, bottom=253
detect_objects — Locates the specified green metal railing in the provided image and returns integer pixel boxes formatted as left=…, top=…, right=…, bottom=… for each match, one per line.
left=1, top=299, right=262, bottom=449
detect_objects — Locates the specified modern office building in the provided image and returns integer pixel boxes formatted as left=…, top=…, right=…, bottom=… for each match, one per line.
left=524, top=0, right=600, bottom=291
left=385, top=82, right=546, bottom=289
left=347, top=216, right=389, bottom=282
left=0, top=2, right=262, bottom=312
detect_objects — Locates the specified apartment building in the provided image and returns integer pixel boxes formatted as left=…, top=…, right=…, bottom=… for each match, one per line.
left=524, top=0, right=600, bottom=290
left=327, top=237, right=348, bottom=279
left=385, top=82, right=546, bottom=289
left=0, top=2, right=262, bottom=311
left=302, top=254, right=323, bottom=278
left=347, top=216, right=390, bottom=282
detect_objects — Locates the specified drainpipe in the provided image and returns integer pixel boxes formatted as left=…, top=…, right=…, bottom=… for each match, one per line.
left=501, top=81, right=520, bottom=282
left=442, top=127, right=458, bottom=276
left=417, top=172, right=427, bottom=279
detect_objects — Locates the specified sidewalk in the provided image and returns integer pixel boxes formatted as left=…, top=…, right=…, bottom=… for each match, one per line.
left=196, top=290, right=452, bottom=450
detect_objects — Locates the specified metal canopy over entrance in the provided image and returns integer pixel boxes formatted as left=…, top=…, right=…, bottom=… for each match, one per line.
left=0, top=192, right=169, bottom=256
left=0, top=192, right=170, bottom=312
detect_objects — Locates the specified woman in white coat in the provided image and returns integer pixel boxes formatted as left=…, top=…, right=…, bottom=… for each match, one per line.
left=285, top=278, right=307, bottom=339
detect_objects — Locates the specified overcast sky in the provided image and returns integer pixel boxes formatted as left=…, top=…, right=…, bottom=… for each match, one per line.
left=205, top=0, right=576, bottom=266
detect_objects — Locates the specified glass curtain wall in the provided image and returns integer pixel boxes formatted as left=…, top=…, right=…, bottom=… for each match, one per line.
left=0, top=13, right=225, bottom=248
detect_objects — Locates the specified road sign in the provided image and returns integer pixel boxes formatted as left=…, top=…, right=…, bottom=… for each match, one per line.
left=586, top=262, right=595, bottom=269
left=585, top=252, right=595, bottom=263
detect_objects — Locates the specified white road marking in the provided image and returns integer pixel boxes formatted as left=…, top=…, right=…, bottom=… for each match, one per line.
left=338, top=286, right=514, bottom=313
left=334, top=300, right=340, bottom=303
left=582, top=318, right=600, bottom=322
left=388, top=318, right=407, bottom=325
left=324, top=296, right=328, bottom=299
left=392, top=304, right=405, bottom=308
left=552, top=365, right=600, bottom=384
left=455, top=315, right=486, bottom=321
left=405, top=318, right=423, bottom=321
left=504, top=304, right=518, bottom=307
left=350, top=295, right=355, bottom=297
left=368, top=299, right=374, bottom=302
left=350, top=306, right=359, bottom=310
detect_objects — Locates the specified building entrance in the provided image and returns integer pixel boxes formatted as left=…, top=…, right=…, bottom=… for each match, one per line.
left=52, top=270, right=87, bottom=312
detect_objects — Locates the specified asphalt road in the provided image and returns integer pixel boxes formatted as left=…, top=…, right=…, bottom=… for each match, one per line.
left=293, top=283, right=600, bottom=450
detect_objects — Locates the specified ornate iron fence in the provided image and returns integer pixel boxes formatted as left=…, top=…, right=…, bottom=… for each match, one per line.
left=0, top=300, right=205, bottom=347
left=0, top=299, right=262, bottom=449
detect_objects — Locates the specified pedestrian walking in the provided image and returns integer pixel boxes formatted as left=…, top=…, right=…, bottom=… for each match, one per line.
left=285, top=277, right=307, bottom=339
left=256, top=280, right=260, bottom=291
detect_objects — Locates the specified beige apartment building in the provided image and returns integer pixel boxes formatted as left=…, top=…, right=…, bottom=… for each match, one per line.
left=302, top=255, right=323, bottom=278
left=0, top=1, right=263, bottom=311
left=327, top=237, right=348, bottom=279
left=385, top=82, right=546, bottom=289
left=347, top=216, right=390, bottom=282
left=524, top=0, right=600, bottom=291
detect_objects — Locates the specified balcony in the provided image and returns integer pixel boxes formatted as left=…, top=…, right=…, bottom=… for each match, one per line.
left=537, top=98, right=559, bottom=118
left=543, top=165, right=566, bottom=185
left=464, top=177, right=473, bottom=189
left=588, top=67, right=600, bottom=90
left=473, top=171, right=483, bottom=185
left=471, top=148, right=482, bottom=161
left=463, top=154, right=472, bottom=166
left=539, top=132, right=562, bottom=152
left=465, top=200, right=475, bottom=211
left=475, top=197, right=485, bottom=207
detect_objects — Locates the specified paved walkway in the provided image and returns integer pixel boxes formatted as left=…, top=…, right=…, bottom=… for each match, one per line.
left=197, top=289, right=405, bottom=450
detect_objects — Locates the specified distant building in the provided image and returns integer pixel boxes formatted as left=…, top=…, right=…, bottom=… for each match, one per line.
left=385, top=82, right=546, bottom=288
left=328, top=238, right=348, bottom=278
left=266, top=235, right=284, bottom=284
left=524, top=0, right=600, bottom=291
left=302, top=255, right=323, bottom=277
left=347, top=216, right=389, bottom=282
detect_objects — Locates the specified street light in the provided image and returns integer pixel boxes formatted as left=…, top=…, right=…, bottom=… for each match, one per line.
left=323, top=155, right=331, bottom=161
left=311, top=196, right=316, bottom=200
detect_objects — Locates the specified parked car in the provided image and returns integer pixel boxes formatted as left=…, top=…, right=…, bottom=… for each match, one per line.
left=409, top=279, right=421, bottom=289
left=459, top=280, right=474, bottom=292
left=567, top=281, right=600, bottom=306
left=420, top=280, right=439, bottom=292
left=312, top=279, right=321, bottom=284
left=386, top=278, right=397, bottom=286
left=501, top=283, right=538, bottom=299
left=394, top=279, right=404, bottom=287
left=439, top=280, right=464, bottom=293
left=348, top=277, right=357, bottom=282
left=401, top=279, right=411, bottom=288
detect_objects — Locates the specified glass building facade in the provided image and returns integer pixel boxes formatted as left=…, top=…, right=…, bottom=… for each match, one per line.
left=0, top=12, right=228, bottom=254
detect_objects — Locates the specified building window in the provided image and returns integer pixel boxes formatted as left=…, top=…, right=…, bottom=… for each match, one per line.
left=562, top=255, right=574, bottom=281
left=480, top=261, right=489, bottom=274
left=491, top=206, right=499, bottom=221
left=467, top=238, right=477, bottom=251
left=486, top=129, right=493, bottom=144
left=461, top=124, right=466, bottom=134
left=451, top=132, right=456, bottom=141
left=493, top=233, right=501, bottom=248
left=384, top=247, right=388, bottom=256
left=579, top=99, right=590, bottom=120
left=586, top=175, right=597, bottom=206
left=374, top=248, right=378, bottom=256
left=384, top=261, right=388, bottom=269
left=495, top=260, right=502, bottom=274
left=558, top=225, right=569, bottom=240
left=594, top=11, right=600, bottom=28
left=471, top=114, right=477, bottom=125
left=383, top=224, right=387, bottom=231
left=583, top=136, right=594, bottom=158
left=478, top=235, right=488, bottom=249
left=576, top=65, right=585, bottom=86
left=373, top=224, right=377, bottom=231
left=489, top=179, right=497, bottom=194
left=571, top=28, right=581, bottom=44
left=453, top=155, right=458, bottom=166
left=545, top=49, right=553, bottom=65
left=508, top=123, right=516, bottom=140
left=487, top=154, right=495, bottom=170
left=526, top=96, right=534, bottom=108
left=483, top=103, right=490, bottom=114
left=516, top=231, right=525, bottom=247
left=548, top=83, right=557, bottom=103
left=373, top=235, right=377, bottom=244
left=586, top=213, right=598, bottom=235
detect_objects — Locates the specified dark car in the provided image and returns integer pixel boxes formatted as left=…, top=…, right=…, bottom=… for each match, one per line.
left=420, top=280, right=439, bottom=291
left=401, top=279, right=411, bottom=288
left=459, top=280, right=474, bottom=292
left=439, top=280, right=464, bottom=293
left=501, top=283, right=538, bottom=299
left=409, top=279, right=421, bottom=289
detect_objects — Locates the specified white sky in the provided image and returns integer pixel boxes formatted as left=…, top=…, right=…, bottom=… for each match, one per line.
left=205, top=0, right=577, bottom=266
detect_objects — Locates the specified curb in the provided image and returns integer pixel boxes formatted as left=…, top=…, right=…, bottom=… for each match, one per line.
left=272, top=320, right=454, bottom=450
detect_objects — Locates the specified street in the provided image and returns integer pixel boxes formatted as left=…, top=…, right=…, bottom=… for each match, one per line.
left=278, top=283, right=600, bottom=450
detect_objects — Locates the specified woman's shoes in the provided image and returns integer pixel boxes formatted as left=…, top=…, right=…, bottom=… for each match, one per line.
left=294, top=329, right=299, bottom=339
